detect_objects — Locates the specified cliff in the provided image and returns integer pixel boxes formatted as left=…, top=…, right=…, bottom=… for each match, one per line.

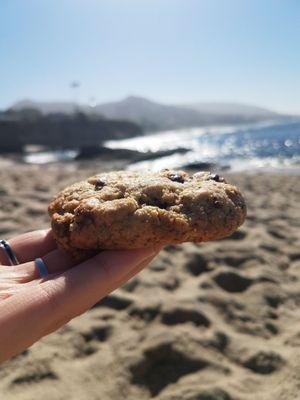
left=0, top=112, right=142, bottom=153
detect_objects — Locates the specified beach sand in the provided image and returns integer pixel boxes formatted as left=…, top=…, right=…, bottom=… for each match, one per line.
left=0, top=160, right=299, bottom=400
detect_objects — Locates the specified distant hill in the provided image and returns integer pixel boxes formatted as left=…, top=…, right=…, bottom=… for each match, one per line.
left=10, top=96, right=288, bottom=131
left=180, top=102, right=278, bottom=118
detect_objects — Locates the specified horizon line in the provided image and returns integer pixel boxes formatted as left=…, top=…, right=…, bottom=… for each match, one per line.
left=2, top=95, right=299, bottom=116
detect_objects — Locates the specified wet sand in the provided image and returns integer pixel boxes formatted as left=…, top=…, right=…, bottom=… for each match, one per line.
left=0, top=160, right=299, bottom=400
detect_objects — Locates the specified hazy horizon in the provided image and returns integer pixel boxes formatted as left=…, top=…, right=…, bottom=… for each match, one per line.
left=1, top=0, right=299, bottom=113
left=4, top=95, right=298, bottom=117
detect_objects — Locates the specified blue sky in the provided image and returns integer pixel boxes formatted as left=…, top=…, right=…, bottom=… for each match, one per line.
left=0, top=0, right=299, bottom=113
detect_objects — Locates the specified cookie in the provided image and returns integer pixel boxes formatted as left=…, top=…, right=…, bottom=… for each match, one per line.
left=48, top=170, right=246, bottom=261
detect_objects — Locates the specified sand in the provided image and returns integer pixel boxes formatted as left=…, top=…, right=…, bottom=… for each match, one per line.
left=0, top=159, right=299, bottom=400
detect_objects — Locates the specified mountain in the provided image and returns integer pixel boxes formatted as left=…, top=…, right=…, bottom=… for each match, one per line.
left=180, top=102, right=278, bottom=118
left=94, top=96, right=285, bottom=130
left=93, top=96, right=212, bottom=131
left=10, top=96, right=287, bottom=131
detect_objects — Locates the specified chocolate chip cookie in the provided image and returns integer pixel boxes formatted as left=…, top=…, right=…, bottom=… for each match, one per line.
left=49, top=170, right=246, bottom=261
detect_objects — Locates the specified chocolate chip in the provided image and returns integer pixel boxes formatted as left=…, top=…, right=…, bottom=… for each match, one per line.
left=208, top=174, right=224, bottom=182
left=94, top=177, right=107, bottom=190
left=213, top=200, right=222, bottom=208
left=168, top=174, right=185, bottom=183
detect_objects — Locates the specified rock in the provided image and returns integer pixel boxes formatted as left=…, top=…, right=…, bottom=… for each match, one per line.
left=0, top=114, right=142, bottom=153
left=76, top=145, right=189, bottom=162
left=182, top=161, right=216, bottom=171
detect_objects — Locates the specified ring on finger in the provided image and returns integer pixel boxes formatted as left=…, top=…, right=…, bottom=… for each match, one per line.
left=35, top=258, right=49, bottom=278
left=0, top=240, right=20, bottom=266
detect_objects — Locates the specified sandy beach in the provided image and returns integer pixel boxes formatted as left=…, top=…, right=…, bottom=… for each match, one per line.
left=0, top=159, right=299, bottom=400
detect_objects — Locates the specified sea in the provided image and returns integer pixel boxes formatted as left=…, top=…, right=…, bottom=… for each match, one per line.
left=24, top=120, right=300, bottom=173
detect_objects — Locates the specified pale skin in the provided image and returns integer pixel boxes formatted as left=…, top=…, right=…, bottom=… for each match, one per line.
left=0, top=229, right=160, bottom=363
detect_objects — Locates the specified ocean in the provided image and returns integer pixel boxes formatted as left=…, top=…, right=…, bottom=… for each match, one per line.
left=23, top=120, right=300, bottom=173
left=106, top=121, right=300, bottom=172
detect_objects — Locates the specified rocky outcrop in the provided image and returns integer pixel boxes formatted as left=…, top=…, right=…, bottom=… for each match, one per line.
left=75, top=146, right=189, bottom=161
left=0, top=113, right=142, bottom=153
left=0, top=121, right=24, bottom=152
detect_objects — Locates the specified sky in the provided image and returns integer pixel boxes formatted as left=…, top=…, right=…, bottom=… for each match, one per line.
left=0, top=0, right=299, bottom=113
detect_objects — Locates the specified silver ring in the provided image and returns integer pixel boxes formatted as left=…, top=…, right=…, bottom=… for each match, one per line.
left=0, top=240, right=19, bottom=265
left=35, top=258, right=49, bottom=278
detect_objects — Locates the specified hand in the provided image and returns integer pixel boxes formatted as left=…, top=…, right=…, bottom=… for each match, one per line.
left=0, top=230, right=159, bottom=363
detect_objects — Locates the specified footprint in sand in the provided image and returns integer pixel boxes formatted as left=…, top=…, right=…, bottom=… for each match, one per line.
left=129, top=342, right=209, bottom=397
left=160, top=387, right=232, bottom=400
left=81, top=325, right=112, bottom=343
left=267, top=227, right=287, bottom=240
left=264, top=322, right=279, bottom=335
left=160, top=275, right=181, bottom=291
left=213, top=271, right=253, bottom=293
left=10, top=362, right=58, bottom=386
left=164, top=245, right=182, bottom=253
left=122, top=277, right=140, bottom=293
left=161, top=307, right=210, bottom=328
left=185, top=253, right=210, bottom=276
left=129, top=303, right=161, bottom=322
left=222, top=229, right=247, bottom=241
left=201, top=331, right=229, bottom=353
left=189, top=388, right=232, bottom=400
left=94, top=293, right=133, bottom=310
left=243, top=351, right=285, bottom=374
left=222, top=254, right=260, bottom=268
left=264, top=293, right=285, bottom=309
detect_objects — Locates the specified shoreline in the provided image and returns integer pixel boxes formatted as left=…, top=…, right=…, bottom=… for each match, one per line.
left=1, top=118, right=299, bottom=173
left=1, top=151, right=300, bottom=176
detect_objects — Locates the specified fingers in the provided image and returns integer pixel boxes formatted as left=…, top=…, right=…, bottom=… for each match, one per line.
left=0, top=248, right=75, bottom=305
left=0, top=230, right=57, bottom=265
left=25, top=248, right=76, bottom=279
left=41, top=247, right=158, bottom=321
left=0, top=266, right=31, bottom=286
left=0, top=247, right=158, bottom=362
left=0, top=280, right=39, bottom=301
left=1, top=248, right=76, bottom=284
